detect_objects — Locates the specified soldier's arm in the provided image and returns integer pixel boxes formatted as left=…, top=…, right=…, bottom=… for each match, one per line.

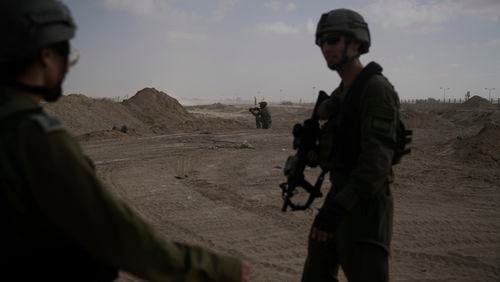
left=18, top=117, right=242, bottom=282
left=333, top=77, right=398, bottom=211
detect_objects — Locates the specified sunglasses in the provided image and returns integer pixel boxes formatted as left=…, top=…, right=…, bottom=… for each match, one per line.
left=51, top=41, right=79, bottom=67
left=51, top=41, right=70, bottom=57
left=316, top=36, right=341, bottom=47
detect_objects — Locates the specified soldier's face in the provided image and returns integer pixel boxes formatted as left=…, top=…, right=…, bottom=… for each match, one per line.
left=319, top=32, right=345, bottom=67
left=41, top=48, right=68, bottom=88
left=319, top=32, right=361, bottom=70
left=36, top=44, right=71, bottom=101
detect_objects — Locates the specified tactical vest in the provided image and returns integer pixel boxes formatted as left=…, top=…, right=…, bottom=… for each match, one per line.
left=0, top=108, right=118, bottom=281
left=320, top=62, right=411, bottom=172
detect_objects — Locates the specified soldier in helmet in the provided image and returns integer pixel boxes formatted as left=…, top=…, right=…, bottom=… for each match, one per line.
left=0, top=1, right=249, bottom=281
left=249, top=101, right=272, bottom=129
left=301, top=8, right=402, bottom=282
left=248, top=105, right=262, bottom=128
left=258, top=101, right=272, bottom=129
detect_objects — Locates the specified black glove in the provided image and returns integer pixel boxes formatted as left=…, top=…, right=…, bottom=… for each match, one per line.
left=312, top=204, right=347, bottom=233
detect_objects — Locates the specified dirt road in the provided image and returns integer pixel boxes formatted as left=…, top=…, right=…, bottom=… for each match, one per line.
left=82, top=120, right=500, bottom=281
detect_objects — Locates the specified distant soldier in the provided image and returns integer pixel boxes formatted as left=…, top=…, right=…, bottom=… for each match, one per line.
left=259, top=101, right=272, bottom=129
left=0, top=1, right=248, bottom=281
left=249, top=106, right=262, bottom=128
left=249, top=101, right=272, bottom=129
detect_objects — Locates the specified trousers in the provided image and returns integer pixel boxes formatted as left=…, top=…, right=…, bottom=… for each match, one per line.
left=301, top=226, right=389, bottom=282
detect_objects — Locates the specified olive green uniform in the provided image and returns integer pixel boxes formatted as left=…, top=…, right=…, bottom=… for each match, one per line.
left=249, top=107, right=262, bottom=128
left=302, top=62, right=399, bottom=282
left=259, top=107, right=272, bottom=129
left=0, top=85, right=242, bottom=281
left=249, top=106, right=271, bottom=129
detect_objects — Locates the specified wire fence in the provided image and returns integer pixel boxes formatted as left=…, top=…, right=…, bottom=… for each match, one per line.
left=401, top=98, right=500, bottom=105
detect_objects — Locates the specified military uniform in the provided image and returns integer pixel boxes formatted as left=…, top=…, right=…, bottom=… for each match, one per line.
left=249, top=103, right=272, bottom=129
left=259, top=107, right=272, bottom=129
left=249, top=107, right=262, bottom=128
left=0, top=85, right=242, bottom=281
left=302, top=62, right=399, bottom=282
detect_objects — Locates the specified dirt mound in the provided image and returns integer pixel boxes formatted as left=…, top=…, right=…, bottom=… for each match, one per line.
left=400, top=106, right=453, bottom=129
left=188, top=103, right=239, bottom=111
left=453, top=122, right=500, bottom=165
left=460, top=95, right=496, bottom=109
left=440, top=108, right=499, bottom=127
left=122, top=88, right=196, bottom=133
left=45, top=89, right=256, bottom=138
left=45, top=94, right=147, bottom=136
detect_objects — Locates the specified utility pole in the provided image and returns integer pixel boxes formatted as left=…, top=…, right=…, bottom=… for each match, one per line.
left=440, top=87, right=450, bottom=103
left=485, top=88, right=495, bottom=101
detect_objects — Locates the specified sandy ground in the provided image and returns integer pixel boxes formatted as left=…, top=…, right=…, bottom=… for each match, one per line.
left=63, top=93, right=500, bottom=281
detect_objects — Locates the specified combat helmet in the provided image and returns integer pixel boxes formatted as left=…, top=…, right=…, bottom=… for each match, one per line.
left=315, top=9, right=370, bottom=54
left=0, top=0, right=76, bottom=67
left=259, top=101, right=268, bottom=107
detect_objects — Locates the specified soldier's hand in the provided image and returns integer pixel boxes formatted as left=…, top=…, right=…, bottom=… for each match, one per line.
left=310, top=227, right=334, bottom=242
left=241, top=261, right=251, bottom=282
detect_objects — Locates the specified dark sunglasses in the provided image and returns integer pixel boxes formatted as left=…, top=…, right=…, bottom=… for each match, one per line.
left=49, top=41, right=79, bottom=66
left=316, top=36, right=341, bottom=47
left=51, top=41, right=71, bottom=57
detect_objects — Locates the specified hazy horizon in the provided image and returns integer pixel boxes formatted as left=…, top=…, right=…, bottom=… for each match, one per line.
left=63, top=0, right=500, bottom=103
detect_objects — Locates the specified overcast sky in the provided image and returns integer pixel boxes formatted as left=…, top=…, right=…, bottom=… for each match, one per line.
left=62, top=0, right=500, bottom=104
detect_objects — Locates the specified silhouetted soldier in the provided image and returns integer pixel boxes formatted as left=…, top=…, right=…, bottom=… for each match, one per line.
left=302, top=8, right=403, bottom=282
left=249, top=101, right=271, bottom=129
left=249, top=106, right=262, bottom=128
left=0, top=1, right=248, bottom=281
left=258, top=101, right=272, bottom=129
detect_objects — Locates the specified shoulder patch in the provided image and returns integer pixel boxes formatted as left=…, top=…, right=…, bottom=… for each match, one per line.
left=369, top=104, right=395, bottom=120
left=367, top=104, right=396, bottom=139
left=29, top=113, right=65, bottom=133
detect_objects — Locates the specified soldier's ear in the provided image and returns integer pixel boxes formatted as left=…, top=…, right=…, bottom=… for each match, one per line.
left=39, top=48, right=54, bottom=69
left=40, top=46, right=68, bottom=69
left=348, top=39, right=362, bottom=57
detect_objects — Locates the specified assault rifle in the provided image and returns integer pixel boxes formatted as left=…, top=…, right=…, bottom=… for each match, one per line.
left=248, top=107, right=261, bottom=115
left=279, top=91, right=329, bottom=212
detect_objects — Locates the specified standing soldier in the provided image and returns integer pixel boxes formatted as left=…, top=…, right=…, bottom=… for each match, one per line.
left=301, top=8, right=402, bottom=282
left=258, top=101, right=272, bottom=129
left=0, top=1, right=248, bottom=281
left=248, top=101, right=271, bottom=129
left=249, top=106, right=262, bottom=128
